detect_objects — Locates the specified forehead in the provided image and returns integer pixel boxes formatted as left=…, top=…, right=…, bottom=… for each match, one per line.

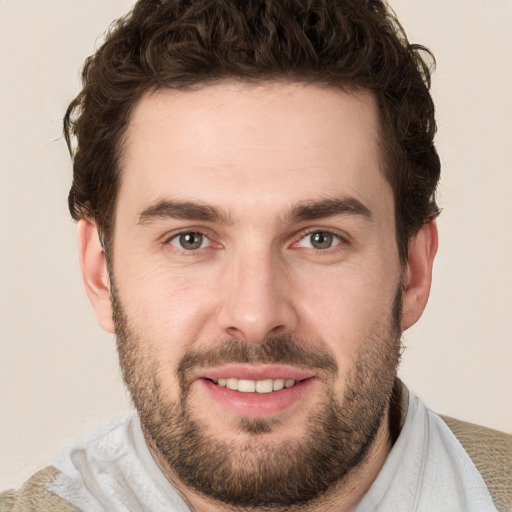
left=119, top=82, right=392, bottom=222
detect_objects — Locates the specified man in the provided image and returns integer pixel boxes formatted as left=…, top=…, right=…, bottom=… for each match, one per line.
left=1, top=0, right=510, bottom=511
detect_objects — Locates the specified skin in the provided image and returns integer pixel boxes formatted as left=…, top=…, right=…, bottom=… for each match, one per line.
left=78, top=82, right=437, bottom=511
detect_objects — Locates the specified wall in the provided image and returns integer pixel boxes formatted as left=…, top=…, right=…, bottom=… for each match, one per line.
left=1, top=0, right=511, bottom=490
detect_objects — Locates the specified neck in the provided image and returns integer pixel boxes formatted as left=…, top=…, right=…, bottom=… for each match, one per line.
left=144, top=405, right=395, bottom=512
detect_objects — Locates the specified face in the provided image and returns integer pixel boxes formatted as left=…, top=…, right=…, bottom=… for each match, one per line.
left=83, top=82, right=431, bottom=507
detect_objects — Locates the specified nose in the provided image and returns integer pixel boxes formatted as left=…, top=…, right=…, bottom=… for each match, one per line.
left=217, top=249, right=298, bottom=343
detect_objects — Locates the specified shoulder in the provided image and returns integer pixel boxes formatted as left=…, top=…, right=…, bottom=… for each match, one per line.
left=0, top=416, right=135, bottom=512
left=0, top=466, right=76, bottom=512
left=441, top=415, right=512, bottom=512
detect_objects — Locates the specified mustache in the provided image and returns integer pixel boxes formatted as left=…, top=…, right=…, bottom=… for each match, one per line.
left=177, top=336, right=339, bottom=383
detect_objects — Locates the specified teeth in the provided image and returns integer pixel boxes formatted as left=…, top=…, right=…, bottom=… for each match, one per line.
left=215, top=378, right=296, bottom=393
left=238, top=379, right=256, bottom=392
left=255, top=379, right=273, bottom=393
left=273, top=379, right=285, bottom=391
left=226, top=378, right=238, bottom=391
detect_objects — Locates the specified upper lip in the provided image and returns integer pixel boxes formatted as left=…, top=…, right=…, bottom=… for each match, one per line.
left=192, top=364, right=316, bottom=382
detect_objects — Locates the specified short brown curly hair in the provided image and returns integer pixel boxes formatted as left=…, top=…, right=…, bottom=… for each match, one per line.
left=65, top=0, right=440, bottom=262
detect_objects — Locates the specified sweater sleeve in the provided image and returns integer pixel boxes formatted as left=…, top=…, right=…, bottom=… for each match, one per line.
left=0, top=467, right=76, bottom=512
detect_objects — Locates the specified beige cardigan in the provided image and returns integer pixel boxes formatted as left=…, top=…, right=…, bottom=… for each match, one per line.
left=440, top=416, right=512, bottom=512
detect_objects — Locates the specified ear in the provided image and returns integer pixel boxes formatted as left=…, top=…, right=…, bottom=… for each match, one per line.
left=400, top=221, right=438, bottom=331
left=76, top=219, right=115, bottom=333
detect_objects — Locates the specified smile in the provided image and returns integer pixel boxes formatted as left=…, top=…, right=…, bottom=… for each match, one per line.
left=212, top=378, right=297, bottom=393
left=198, top=368, right=316, bottom=418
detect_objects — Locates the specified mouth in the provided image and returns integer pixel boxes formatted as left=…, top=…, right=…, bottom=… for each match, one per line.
left=194, top=365, right=317, bottom=418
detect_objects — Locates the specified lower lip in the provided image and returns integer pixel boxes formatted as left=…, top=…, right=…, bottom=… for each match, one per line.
left=199, top=378, right=316, bottom=418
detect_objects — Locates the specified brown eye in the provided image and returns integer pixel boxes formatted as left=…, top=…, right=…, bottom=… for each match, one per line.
left=170, top=232, right=209, bottom=250
left=299, top=231, right=340, bottom=250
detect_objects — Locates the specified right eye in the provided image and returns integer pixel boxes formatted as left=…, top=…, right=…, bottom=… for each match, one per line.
left=168, top=232, right=210, bottom=251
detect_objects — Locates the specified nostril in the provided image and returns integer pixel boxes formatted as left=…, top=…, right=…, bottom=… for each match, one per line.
left=269, top=324, right=287, bottom=336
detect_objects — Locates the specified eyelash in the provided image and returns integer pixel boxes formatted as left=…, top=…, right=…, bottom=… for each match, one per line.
left=292, top=228, right=347, bottom=252
left=163, top=227, right=347, bottom=254
left=164, top=231, right=213, bottom=253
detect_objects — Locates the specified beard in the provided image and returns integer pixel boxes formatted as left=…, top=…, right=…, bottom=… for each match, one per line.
left=112, top=285, right=402, bottom=509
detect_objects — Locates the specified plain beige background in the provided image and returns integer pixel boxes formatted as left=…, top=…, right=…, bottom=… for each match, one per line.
left=1, top=0, right=511, bottom=490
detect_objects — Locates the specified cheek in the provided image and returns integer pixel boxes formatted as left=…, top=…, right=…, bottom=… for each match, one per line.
left=115, top=259, right=221, bottom=345
left=293, top=263, right=400, bottom=359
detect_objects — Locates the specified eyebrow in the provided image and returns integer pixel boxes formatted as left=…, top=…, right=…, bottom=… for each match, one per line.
left=138, top=200, right=232, bottom=225
left=289, top=197, right=372, bottom=222
left=137, top=196, right=372, bottom=226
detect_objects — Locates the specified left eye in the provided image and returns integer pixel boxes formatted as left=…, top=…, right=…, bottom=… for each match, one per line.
left=169, top=232, right=210, bottom=250
left=298, top=231, right=341, bottom=250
